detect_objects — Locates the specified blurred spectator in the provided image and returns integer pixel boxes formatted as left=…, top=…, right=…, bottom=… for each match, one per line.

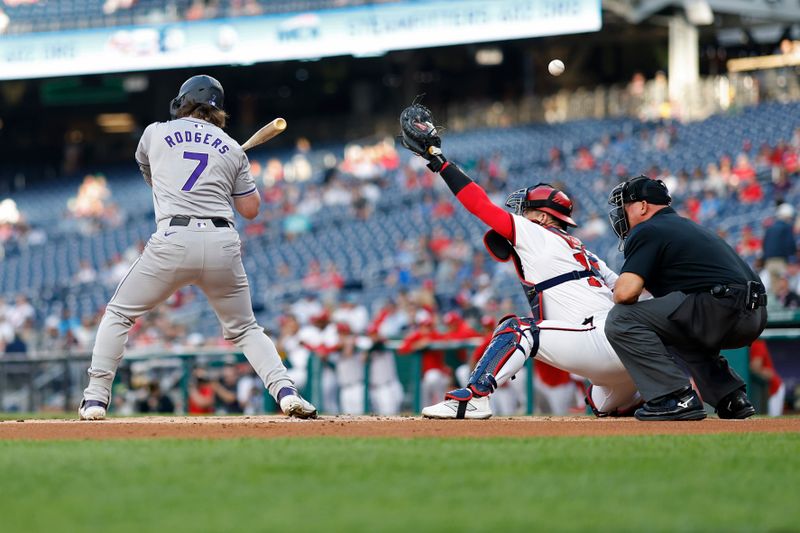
left=548, top=146, right=564, bottom=170
left=58, top=309, right=80, bottom=339
left=73, top=260, right=98, bottom=285
left=698, top=190, right=720, bottom=222
left=332, top=294, right=369, bottom=334
left=4, top=332, right=27, bottom=355
left=573, top=147, right=596, bottom=171
left=320, top=262, right=345, bottom=298
left=282, top=208, right=311, bottom=239
left=774, top=276, right=800, bottom=309
left=762, top=203, right=797, bottom=294
left=278, top=314, right=311, bottom=392
left=364, top=310, right=404, bottom=415
left=136, top=382, right=175, bottom=414
left=236, top=365, right=265, bottom=415
left=440, top=311, right=479, bottom=366
left=397, top=312, right=449, bottom=407
left=368, top=299, right=410, bottom=339
left=302, top=260, right=324, bottom=291
left=103, top=0, right=137, bottom=16
left=188, top=368, right=215, bottom=415
left=749, top=340, right=785, bottom=417
left=533, top=361, right=578, bottom=415
left=6, top=295, right=34, bottom=330
left=576, top=213, right=608, bottom=240
left=428, top=227, right=452, bottom=261
left=289, top=293, right=323, bottom=326
left=333, top=323, right=368, bottom=414
left=213, top=363, right=244, bottom=414
left=431, top=195, right=456, bottom=219
left=732, top=153, right=756, bottom=184
left=736, top=225, right=762, bottom=263
left=739, top=179, right=763, bottom=204
left=73, top=315, right=98, bottom=351
left=101, top=254, right=130, bottom=288
left=305, top=309, right=340, bottom=414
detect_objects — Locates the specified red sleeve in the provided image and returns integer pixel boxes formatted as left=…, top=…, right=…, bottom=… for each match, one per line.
left=397, top=332, right=420, bottom=354
left=455, top=182, right=514, bottom=241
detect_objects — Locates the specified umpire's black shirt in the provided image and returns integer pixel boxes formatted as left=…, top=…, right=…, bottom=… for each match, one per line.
left=621, top=207, right=760, bottom=297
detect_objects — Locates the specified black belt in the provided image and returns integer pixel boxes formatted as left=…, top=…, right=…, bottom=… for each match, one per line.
left=169, top=216, right=231, bottom=228
left=710, top=281, right=767, bottom=310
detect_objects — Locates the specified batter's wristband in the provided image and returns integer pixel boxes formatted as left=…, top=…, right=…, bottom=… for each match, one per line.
left=440, top=163, right=473, bottom=195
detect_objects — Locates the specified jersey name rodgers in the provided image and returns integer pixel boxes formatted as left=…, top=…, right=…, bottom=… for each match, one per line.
left=136, top=117, right=257, bottom=223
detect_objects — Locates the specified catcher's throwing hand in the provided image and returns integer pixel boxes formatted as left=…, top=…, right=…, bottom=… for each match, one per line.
left=399, top=103, right=448, bottom=172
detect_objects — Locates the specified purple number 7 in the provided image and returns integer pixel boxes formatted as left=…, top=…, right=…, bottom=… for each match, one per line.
left=181, top=151, right=208, bottom=191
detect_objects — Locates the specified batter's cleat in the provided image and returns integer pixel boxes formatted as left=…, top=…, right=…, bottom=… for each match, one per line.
left=715, top=389, right=756, bottom=419
left=78, top=399, right=108, bottom=421
left=634, top=387, right=706, bottom=421
left=422, top=390, right=492, bottom=420
left=278, top=388, right=318, bottom=419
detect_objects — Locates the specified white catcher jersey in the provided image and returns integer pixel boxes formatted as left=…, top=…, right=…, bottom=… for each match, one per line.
left=135, top=117, right=257, bottom=223
left=510, top=214, right=618, bottom=324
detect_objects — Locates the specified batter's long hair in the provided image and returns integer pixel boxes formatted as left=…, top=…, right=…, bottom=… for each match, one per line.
left=175, top=102, right=227, bottom=129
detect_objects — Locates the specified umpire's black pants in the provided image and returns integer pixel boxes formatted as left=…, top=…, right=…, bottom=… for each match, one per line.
left=604, top=291, right=767, bottom=406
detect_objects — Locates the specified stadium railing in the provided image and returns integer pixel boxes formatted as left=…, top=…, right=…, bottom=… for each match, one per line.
left=4, top=307, right=800, bottom=416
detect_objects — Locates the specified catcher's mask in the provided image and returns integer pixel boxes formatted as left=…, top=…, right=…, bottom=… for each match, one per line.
left=608, top=176, right=671, bottom=249
left=505, top=183, right=576, bottom=227
left=170, top=75, right=225, bottom=119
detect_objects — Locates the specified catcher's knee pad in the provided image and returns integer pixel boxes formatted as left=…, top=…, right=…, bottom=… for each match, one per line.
left=466, top=315, right=539, bottom=396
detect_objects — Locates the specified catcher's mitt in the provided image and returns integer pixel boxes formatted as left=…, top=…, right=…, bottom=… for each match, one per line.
left=399, top=103, right=447, bottom=172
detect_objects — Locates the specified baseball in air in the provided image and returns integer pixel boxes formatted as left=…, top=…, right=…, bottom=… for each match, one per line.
left=548, top=59, right=565, bottom=76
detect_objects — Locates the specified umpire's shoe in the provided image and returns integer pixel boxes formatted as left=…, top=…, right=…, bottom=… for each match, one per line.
left=634, top=387, right=707, bottom=421
left=278, top=387, right=318, bottom=419
left=715, top=388, right=756, bottom=419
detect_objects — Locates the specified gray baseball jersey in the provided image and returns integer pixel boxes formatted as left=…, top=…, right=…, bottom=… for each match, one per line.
left=135, top=117, right=257, bottom=222
left=83, top=117, right=296, bottom=409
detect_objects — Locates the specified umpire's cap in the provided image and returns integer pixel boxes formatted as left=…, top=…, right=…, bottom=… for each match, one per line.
left=616, top=175, right=672, bottom=205
left=170, top=75, right=225, bottom=119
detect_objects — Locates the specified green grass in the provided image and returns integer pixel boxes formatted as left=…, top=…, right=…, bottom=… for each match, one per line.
left=1, top=434, right=798, bottom=533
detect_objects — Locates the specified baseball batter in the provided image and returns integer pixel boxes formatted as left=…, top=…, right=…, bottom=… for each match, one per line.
left=399, top=103, right=642, bottom=419
left=79, top=75, right=316, bottom=420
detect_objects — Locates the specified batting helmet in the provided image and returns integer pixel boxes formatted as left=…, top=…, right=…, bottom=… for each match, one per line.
left=505, top=183, right=577, bottom=227
left=170, top=75, right=225, bottom=119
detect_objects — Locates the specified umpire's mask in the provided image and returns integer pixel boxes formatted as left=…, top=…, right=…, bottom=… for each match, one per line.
left=608, top=181, right=629, bottom=249
left=607, top=176, right=671, bottom=251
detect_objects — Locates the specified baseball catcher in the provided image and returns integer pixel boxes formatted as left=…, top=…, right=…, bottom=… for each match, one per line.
left=399, top=103, right=642, bottom=419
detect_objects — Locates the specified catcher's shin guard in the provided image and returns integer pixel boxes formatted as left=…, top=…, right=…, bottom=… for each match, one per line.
left=466, top=315, right=539, bottom=396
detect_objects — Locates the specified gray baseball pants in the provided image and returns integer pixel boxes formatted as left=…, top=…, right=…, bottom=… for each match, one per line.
left=83, top=220, right=294, bottom=405
left=604, top=292, right=748, bottom=405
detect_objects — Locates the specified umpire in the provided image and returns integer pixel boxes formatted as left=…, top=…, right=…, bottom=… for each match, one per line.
left=604, top=176, right=767, bottom=421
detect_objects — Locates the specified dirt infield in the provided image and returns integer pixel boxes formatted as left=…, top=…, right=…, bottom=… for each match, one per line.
left=0, top=415, right=797, bottom=440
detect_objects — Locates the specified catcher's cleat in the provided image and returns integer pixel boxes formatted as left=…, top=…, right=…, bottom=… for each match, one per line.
left=278, top=387, right=318, bottom=419
left=422, top=394, right=492, bottom=420
left=715, top=389, right=755, bottom=419
left=78, top=399, right=108, bottom=421
left=585, top=384, right=644, bottom=417
left=634, top=387, right=706, bottom=421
